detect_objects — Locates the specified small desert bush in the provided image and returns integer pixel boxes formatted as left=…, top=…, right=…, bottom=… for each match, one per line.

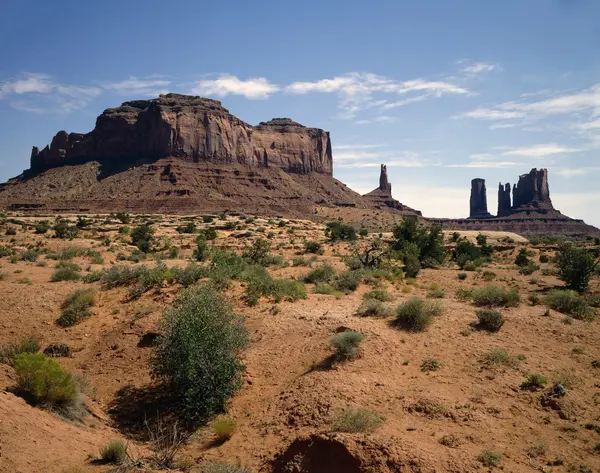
left=482, top=270, right=496, bottom=281
left=521, top=373, right=547, bottom=390
left=212, top=417, right=236, bottom=442
left=363, top=288, right=393, bottom=302
left=356, top=299, right=393, bottom=318
left=19, top=248, right=39, bottom=262
left=50, top=261, right=82, bottom=282
left=545, top=289, right=594, bottom=321
left=555, top=244, right=598, bottom=292
left=394, top=297, right=443, bottom=332
left=471, top=285, right=520, bottom=307
left=242, top=265, right=306, bottom=304
left=82, top=269, right=107, bottom=283
left=426, top=284, right=445, bottom=299
left=57, top=289, right=96, bottom=327
left=457, top=272, right=467, bottom=280
left=292, top=256, right=312, bottom=267
left=539, top=254, right=549, bottom=263
left=100, top=440, right=127, bottom=464
left=304, top=240, right=322, bottom=254
left=13, top=353, right=82, bottom=417
left=477, top=450, right=502, bottom=467
left=330, top=331, right=364, bottom=361
left=131, top=224, right=155, bottom=252
left=455, top=288, right=474, bottom=301
left=334, top=270, right=362, bottom=293
left=312, top=282, right=342, bottom=296
left=0, top=336, right=39, bottom=365
left=332, top=407, right=383, bottom=433
left=528, top=293, right=541, bottom=306
left=151, top=284, right=249, bottom=420
left=518, top=264, right=539, bottom=275
left=200, top=462, right=251, bottom=473
left=302, top=264, right=335, bottom=284
left=475, top=309, right=505, bottom=332
left=420, top=358, right=440, bottom=372
left=481, top=348, right=522, bottom=368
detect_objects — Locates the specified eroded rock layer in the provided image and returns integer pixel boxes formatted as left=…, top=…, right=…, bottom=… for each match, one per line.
left=362, top=164, right=422, bottom=216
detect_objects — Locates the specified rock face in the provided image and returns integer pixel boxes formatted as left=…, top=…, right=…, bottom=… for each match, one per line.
left=512, top=168, right=552, bottom=211
left=362, top=164, right=422, bottom=216
left=469, top=178, right=492, bottom=218
left=497, top=183, right=512, bottom=217
left=29, top=94, right=333, bottom=176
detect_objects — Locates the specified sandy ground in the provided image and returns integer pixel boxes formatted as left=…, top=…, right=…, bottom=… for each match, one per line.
left=0, top=213, right=598, bottom=473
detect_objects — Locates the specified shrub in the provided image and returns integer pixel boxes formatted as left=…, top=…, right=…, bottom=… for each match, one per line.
left=555, top=244, right=599, bottom=292
left=19, top=248, right=39, bottom=262
left=242, top=239, right=271, bottom=265
left=330, top=331, right=364, bottom=360
left=394, top=297, right=442, bottom=332
left=113, top=212, right=131, bottom=224
left=151, top=285, right=249, bottom=420
left=176, top=222, right=196, bottom=234
left=475, top=309, right=505, bottom=332
left=0, top=336, right=40, bottom=365
left=312, top=283, right=342, bottom=296
left=194, top=237, right=210, bottom=262
left=334, top=270, right=362, bottom=293
left=471, top=285, right=520, bottom=307
left=403, top=251, right=421, bottom=278
left=545, top=289, right=594, bottom=321
left=13, top=353, right=81, bottom=416
left=355, top=299, right=393, bottom=317
left=34, top=220, right=51, bottom=234
left=292, top=257, right=311, bottom=267
left=521, top=373, right=547, bottom=390
left=332, top=407, right=383, bottom=433
left=50, top=261, right=81, bottom=282
left=57, top=289, right=96, bottom=327
left=482, top=271, right=496, bottom=282
left=53, top=220, right=77, bottom=239
left=426, top=284, right=445, bottom=299
left=202, top=216, right=214, bottom=224
left=303, top=264, right=335, bottom=284
left=199, top=227, right=218, bottom=240
left=539, top=254, right=549, bottom=263
left=477, top=450, right=502, bottom=467
left=5, top=227, right=17, bottom=235
left=518, top=264, right=539, bottom=275
left=515, top=248, right=531, bottom=267
left=457, top=272, right=467, bottom=280
left=100, top=440, right=127, bottom=464
left=304, top=240, right=322, bottom=254
left=481, top=348, right=521, bottom=368
left=200, top=462, right=251, bottom=473
left=392, top=217, right=445, bottom=268
left=420, top=358, right=440, bottom=372
left=325, top=221, right=356, bottom=241
left=528, top=293, right=541, bottom=306
left=212, top=417, right=236, bottom=442
left=363, top=288, right=392, bottom=302
left=455, top=241, right=481, bottom=269
left=131, top=224, right=155, bottom=253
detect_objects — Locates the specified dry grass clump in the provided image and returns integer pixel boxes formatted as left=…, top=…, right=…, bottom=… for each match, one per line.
left=332, top=406, right=384, bottom=433
left=394, top=297, right=443, bottom=332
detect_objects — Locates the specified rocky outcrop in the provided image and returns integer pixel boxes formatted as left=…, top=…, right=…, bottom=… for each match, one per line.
left=497, top=183, right=511, bottom=217
left=362, top=164, right=422, bottom=215
left=469, top=178, right=492, bottom=218
left=29, top=94, right=333, bottom=176
left=512, top=168, right=552, bottom=211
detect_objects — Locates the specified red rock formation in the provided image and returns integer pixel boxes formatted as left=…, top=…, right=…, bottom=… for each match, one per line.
left=497, top=183, right=511, bottom=217
left=362, top=164, right=422, bottom=215
left=29, top=94, right=333, bottom=176
left=469, top=178, right=492, bottom=218
left=511, top=168, right=552, bottom=212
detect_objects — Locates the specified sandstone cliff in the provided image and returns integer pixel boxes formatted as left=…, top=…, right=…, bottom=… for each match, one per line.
left=29, top=94, right=333, bottom=176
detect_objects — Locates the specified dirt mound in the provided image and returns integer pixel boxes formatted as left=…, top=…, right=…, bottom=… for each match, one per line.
left=270, top=434, right=423, bottom=473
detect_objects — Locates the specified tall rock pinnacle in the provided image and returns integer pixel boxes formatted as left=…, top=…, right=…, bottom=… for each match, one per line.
left=379, top=164, right=392, bottom=193
left=497, top=182, right=512, bottom=217
left=469, top=178, right=492, bottom=218
left=512, top=168, right=552, bottom=209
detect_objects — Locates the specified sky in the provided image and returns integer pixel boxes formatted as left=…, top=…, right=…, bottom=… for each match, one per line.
left=1, top=0, right=600, bottom=226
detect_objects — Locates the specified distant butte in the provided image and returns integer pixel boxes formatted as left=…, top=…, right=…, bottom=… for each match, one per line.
left=362, top=164, right=422, bottom=216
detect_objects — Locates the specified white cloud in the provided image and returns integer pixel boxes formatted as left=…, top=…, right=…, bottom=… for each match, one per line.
left=489, top=123, right=517, bottom=130
left=333, top=144, right=387, bottom=150
left=334, top=151, right=386, bottom=161
left=501, top=143, right=581, bottom=157
left=574, top=119, right=600, bottom=130
left=554, top=166, right=600, bottom=177
left=454, top=108, right=524, bottom=120
left=380, top=95, right=427, bottom=110
left=337, top=158, right=426, bottom=168
left=447, top=161, right=519, bottom=168
left=469, top=153, right=493, bottom=160
left=103, top=77, right=171, bottom=96
left=461, top=62, right=496, bottom=74
left=354, top=115, right=396, bottom=125
left=192, top=74, right=278, bottom=99
left=0, top=72, right=102, bottom=113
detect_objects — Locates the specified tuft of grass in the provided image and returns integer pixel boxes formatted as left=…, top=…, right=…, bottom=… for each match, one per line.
left=481, top=348, right=522, bottom=368
left=50, top=261, right=81, bottom=282
left=420, top=358, right=440, bottom=372
left=57, top=289, right=96, bottom=327
left=363, top=288, right=393, bottom=302
left=482, top=270, right=496, bottom=281
left=199, top=462, right=252, bottom=473
left=426, top=284, right=445, bottom=299
left=0, top=336, right=40, bottom=365
left=330, top=331, right=364, bottom=361
left=474, top=309, right=505, bottom=332
left=455, top=288, right=474, bottom=301
left=521, top=373, right=547, bottom=391
left=471, top=285, right=520, bottom=307
left=545, top=289, right=594, bottom=321
left=312, top=282, right=343, bottom=296
left=355, top=299, right=393, bottom=318
left=212, top=417, right=236, bottom=442
left=477, top=450, right=502, bottom=467
left=100, top=440, right=127, bottom=464
left=332, top=407, right=383, bottom=433
left=394, top=297, right=443, bottom=332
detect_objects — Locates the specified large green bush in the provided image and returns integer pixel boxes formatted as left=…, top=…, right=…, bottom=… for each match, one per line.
left=394, top=297, right=442, bottom=331
left=50, top=261, right=82, bottom=282
left=545, top=289, right=594, bottom=321
left=151, top=285, right=249, bottom=420
left=325, top=221, right=357, bottom=241
left=392, top=217, right=445, bottom=269
left=13, top=353, right=81, bottom=417
left=471, top=285, right=520, bottom=307
left=131, top=224, right=155, bottom=253
left=555, top=244, right=599, bottom=292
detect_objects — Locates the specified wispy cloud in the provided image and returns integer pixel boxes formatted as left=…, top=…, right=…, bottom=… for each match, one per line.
left=501, top=143, right=581, bottom=157
left=354, top=115, right=396, bottom=125
left=0, top=72, right=101, bottom=113
left=554, top=166, right=600, bottom=177
left=454, top=108, right=524, bottom=120
left=447, top=161, right=519, bottom=168
left=192, top=74, right=279, bottom=99
left=461, top=62, right=496, bottom=74
left=334, top=144, right=387, bottom=150
left=338, top=158, right=427, bottom=168
left=103, top=77, right=171, bottom=96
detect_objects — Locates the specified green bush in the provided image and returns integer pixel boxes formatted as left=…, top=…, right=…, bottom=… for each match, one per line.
left=242, top=239, right=272, bottom=265
left=199, top=227, right=218, bottom=240
left=242, top=265, right=306, bottom=304
left=34, top=221, right=51, bottom=234
left=477, top=450, right=502, bottom=467
left=420, top=358, right=440, bottom=372
left=392, top=217, right=445, bottom=268
left=0, top=336, right=40, bottom=365
left=334, top=270, right=362, bottom=293
left=325, top=221, right=357, bottom=241
left=13, top=353, right=81, bottom=417
left=304, top=240, right=322, bottom=254
left=5, top=227, right=16, bottom=236
left=471, top=285, right=520, bottom=307
left=131, top=224, right=155, bottom=253
left=539, top=254, right=549, bottom=263
left=515, top=248, right=531, bottom=267
left=312, top=283, right=342, bottom=296
left=518, top=264, right=539, bottom=275
left=521, top=373, right=547, bottom=390
left=200, top=462, right=251, bottom=473
left=100, top=440, right=127, bottom=464
left=53, top=219, right=77, bottom=239
left=455, top=241, right=481, bottom=269
left=19, top=249, right=39, bottom=262
left=202, top=216, right=214, bottom=224
left=482, top=271, right=496, bottom=281
left=57, top=289, right=96, bottom=327
left=363, top=288, right=393, bottom=302
left=176, top=222, right=197, bottom=234
left=555, top=244, right=598, bottom=292
left=457, top=272, right=467, bottom=280
left=426, top=284, right=445, bottom=299
left=303, top=264, right=335, bottom=284
left=330, top=331, right=364, bottom=360
left=545, top=289, right=594, bottom=321
left=394, top=297, right=442, bottom=331
left=481, top=348, right=522, bottom=368
left=332, top=407, right=383, bottom=433
left=50, top=261, right=81, bottom=282
left=212, top=417, right=236, bottom=442
left=151, top=285, right=249, bottom=420
left=355, top=299, right=393, bottom=317
left=475, top=309, right=505, bottom=332
left=194, top=237, right=210, bottom=262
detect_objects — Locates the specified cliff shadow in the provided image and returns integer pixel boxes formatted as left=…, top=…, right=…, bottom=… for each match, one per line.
left=97, top=156, right=169, bottom=180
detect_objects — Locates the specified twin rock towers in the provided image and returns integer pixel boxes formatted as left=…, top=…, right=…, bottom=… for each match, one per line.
left=469, top=168, right=553, bottom=219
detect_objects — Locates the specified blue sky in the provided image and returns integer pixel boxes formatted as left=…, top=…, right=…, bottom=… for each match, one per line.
left=1, top=0, right=600, bottom=226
